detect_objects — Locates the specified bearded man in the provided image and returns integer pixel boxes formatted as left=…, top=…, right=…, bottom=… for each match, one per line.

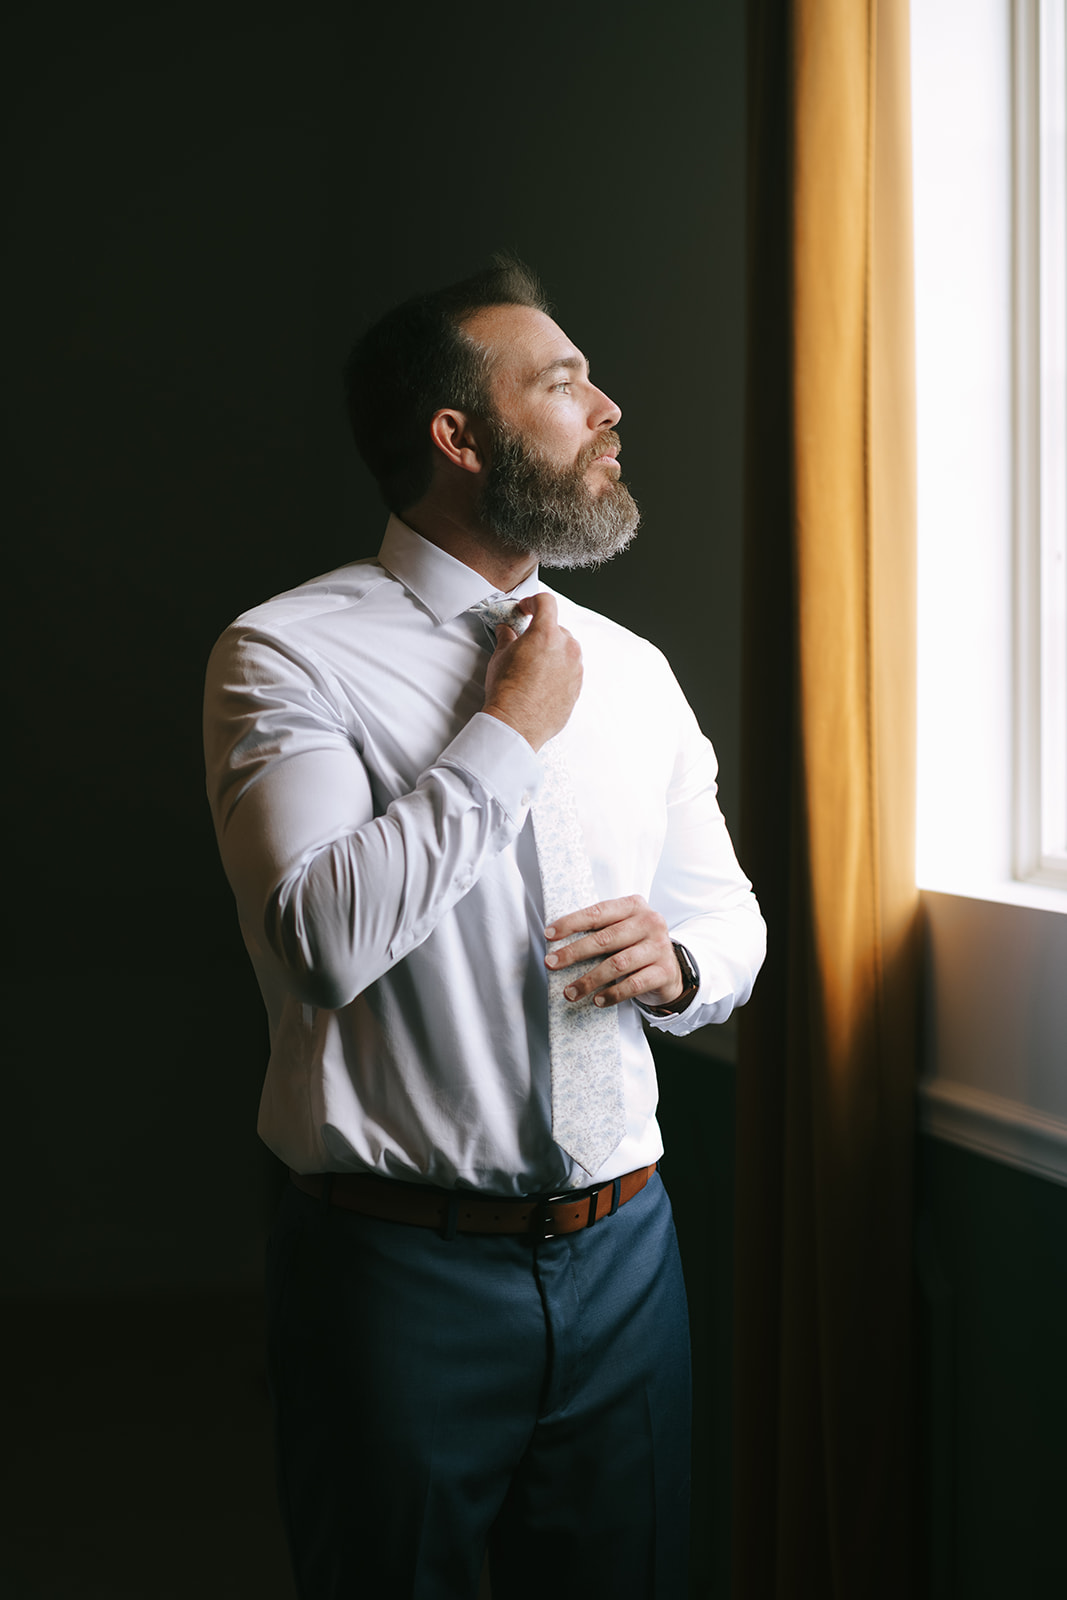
left=204, top=260, right=765, bottom=1599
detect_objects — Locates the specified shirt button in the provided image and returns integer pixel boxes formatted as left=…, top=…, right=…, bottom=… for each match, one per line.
left=521, top=791, right=531, bottom=806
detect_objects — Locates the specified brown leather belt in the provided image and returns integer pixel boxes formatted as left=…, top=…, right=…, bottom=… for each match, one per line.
left=289, top=1163, right=657, bottom=1240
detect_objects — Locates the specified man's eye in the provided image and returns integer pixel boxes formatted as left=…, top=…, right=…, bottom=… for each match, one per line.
left=553, top=381, right=572, bottom=393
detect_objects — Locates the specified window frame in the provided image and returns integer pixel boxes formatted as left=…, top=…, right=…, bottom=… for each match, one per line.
left=1014, top=0, right=1067, bottom=888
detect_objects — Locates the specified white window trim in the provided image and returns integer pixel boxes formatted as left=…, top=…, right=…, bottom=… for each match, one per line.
left=1014, top=0, right=1067, bottom=888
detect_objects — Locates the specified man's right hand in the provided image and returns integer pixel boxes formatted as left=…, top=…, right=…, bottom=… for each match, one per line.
left=482, top=592, right=583, bottom=752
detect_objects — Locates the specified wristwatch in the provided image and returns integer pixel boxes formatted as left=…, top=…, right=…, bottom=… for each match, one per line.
left=634, top=941, right=700, bottom=1018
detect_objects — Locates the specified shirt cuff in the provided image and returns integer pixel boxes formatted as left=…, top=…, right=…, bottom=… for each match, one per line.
left=437, top=711, right=544, bottom=827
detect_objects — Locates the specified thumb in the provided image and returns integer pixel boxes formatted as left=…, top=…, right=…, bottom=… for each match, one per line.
left=522, top=591, right=557, bottom=630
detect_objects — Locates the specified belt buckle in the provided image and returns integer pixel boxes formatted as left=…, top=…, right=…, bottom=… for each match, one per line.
left=533, top=1191, right=575, bottom=1240
left=533, top=1187, right=595, bottom=1240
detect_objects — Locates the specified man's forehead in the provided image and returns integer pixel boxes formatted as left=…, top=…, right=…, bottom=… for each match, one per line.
left=462, top=303, right=587, bottom=383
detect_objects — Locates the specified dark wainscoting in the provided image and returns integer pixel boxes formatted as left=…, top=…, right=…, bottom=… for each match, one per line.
left=918, top=1136, right=1067, bottom=1600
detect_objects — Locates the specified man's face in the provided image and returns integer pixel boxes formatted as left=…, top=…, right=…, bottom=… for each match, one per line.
left=462, top=304, right=640, bottom=569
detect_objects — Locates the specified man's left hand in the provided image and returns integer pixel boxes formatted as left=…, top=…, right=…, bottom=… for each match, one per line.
left=544, top=895, right=684, bottom=1009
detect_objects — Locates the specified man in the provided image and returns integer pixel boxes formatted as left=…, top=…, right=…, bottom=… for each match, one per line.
left=204, top=260, right=765, bottom=1598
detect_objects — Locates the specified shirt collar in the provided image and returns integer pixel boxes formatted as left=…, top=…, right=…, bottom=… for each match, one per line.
left=377, top=515, right=545, bottom=624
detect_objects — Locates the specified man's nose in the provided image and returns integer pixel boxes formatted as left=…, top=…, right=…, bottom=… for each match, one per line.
left=590, top=386, right=622, bottom=430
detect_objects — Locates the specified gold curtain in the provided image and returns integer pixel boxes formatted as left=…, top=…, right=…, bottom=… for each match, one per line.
left=734, top=2, right=918, bottom=1595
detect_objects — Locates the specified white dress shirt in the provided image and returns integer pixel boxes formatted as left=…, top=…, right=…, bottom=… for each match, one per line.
left=204, top=517, right=766, bottom=1194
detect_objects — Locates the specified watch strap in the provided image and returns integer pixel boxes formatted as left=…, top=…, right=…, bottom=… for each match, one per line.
left=634, top=941, right=700, bottom=1017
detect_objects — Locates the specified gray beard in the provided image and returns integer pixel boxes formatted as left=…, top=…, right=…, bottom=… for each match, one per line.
left=477, top=422, right=641, bottom=570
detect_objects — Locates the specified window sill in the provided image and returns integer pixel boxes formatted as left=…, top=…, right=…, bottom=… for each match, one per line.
left=916, top=875, right=1067, bottom=915
left=919, top=886, right=1067, bottom=1182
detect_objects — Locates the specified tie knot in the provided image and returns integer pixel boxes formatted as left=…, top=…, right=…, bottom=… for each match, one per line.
left=470, top=598, right=531, bottom=645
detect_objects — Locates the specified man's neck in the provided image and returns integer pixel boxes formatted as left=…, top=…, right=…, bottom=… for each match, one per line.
left=401, top=503, right=537, bottom=594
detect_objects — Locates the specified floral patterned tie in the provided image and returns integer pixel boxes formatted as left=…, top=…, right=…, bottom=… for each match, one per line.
left=473, top=598, right=626, bottom=1175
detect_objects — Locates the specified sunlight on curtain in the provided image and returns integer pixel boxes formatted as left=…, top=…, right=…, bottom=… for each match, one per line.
left=734, top=2, right=919, bottom=1594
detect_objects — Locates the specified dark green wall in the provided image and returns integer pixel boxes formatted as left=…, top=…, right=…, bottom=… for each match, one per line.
left=4, top=0, right=747, bottom=1294
left=918, top=1138, right=1067, bottom=1599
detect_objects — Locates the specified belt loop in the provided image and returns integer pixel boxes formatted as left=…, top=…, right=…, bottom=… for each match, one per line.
left=609, top=1176, right=622, bottom=1217
left=322, top=1173, right=334, bottom=1209
left=440, top=1192, right=459, bottom=1243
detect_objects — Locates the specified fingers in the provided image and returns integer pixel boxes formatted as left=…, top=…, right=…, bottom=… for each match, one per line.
left=543, top=896, right=683, bottom=1009
left=544, top=914, right=649, bottom=973
left=481, top=590, right=582, bottom=750
left=520, top=591, right=558, bottom=627
left=489, top=593, right=558, bottom=656
left=544, top=894, right=648, bottom=945
left=560, top=940, right=679, bottom=1009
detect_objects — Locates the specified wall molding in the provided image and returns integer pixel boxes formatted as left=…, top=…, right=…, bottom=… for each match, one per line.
left=919, top=1078, right=1067, bottom=1188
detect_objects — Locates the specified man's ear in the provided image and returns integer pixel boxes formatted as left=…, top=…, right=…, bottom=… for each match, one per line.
left=429, top=409, right=487, bottom=474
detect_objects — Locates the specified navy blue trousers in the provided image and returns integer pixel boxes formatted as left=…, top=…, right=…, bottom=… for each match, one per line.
left=265, top=1170, right=691, bottom=1598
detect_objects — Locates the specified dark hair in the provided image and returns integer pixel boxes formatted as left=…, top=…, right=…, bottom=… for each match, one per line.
left=344, top=257, right=550, bottom=515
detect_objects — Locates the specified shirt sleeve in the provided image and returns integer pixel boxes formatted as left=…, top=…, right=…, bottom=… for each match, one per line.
left=203, top=624, right=542, bottom=1010
left=643, top=678, right=767, bottom=1037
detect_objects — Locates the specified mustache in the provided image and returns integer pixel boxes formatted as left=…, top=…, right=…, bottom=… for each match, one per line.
left=577, top=430, right=622, bottom=471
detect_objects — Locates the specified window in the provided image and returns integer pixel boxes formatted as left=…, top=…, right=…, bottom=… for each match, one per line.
left=914, top=0, right=1067, bottom=909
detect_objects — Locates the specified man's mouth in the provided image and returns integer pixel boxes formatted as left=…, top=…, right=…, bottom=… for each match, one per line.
left=583, top=432, right=621, bottom=469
